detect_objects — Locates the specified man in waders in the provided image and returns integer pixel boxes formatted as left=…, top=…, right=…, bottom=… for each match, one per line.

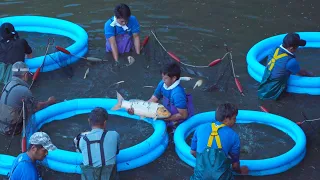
left=0, top=22, right=33, bottom=86
left=104, top=3, right=140, bottom=63
left=0, top=61, right=56, bottom=136
left=77, top=107, right=120, bottom=180
left=9, top=132, right=57, bottom=180
left=128, top=62, right=194, bottom=132
left=190, top=103, right=248, bottom=180
left=258, top=32, right=314, bottom=100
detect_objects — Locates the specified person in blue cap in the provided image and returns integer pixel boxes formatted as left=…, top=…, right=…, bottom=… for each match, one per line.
left=258, top=32, right=314, bottom=100
left=104, top=4, right=140, bottom=63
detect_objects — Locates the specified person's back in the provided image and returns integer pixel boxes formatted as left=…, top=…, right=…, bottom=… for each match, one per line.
left=78, top=107, right=120, bottom=180
left=190, top=103, right=248, bottom=180
left=258, top=32, right=313, bottom=100
left=192, top=121, right=240, bottom=158
left=0, top=22, right=32, bottom=85
left=0, top=38, right=32, bottom=64
left=79, top=129, right=119, bottom=167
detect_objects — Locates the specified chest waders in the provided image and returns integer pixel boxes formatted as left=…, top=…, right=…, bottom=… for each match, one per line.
left=191, top=123, right=234, bottom=180
left=258, top=48, right=291, bottom=100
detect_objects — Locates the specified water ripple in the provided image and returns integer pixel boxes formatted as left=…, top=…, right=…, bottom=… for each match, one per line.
left=64, top=4, right=81, bottom=8
left=56, top=13, right=74, bottom=18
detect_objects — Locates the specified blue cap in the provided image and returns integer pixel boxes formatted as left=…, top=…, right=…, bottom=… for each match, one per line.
left=283, top=33, right=306, bottom=47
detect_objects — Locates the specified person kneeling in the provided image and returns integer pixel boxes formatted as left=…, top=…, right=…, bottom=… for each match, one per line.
left=75, top=107, right=120, bottom=180
left=190, top=103, right=248, bottom=180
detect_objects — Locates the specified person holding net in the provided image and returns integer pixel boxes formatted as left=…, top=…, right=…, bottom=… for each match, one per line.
left=104, top=3, right=140, bottom=63
left=0, top=61, right=56, bottom=136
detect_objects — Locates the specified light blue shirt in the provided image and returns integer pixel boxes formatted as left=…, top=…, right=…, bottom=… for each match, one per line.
left=79, top=129, right=120, bottom=167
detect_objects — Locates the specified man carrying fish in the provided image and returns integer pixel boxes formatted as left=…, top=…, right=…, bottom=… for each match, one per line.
left=127, top=62, right=194, bottom=131
left=104, top=3, right=140, bottom=63
left=258, top=32, right=314, bottom=100
left=0, top=62, right=56, bottom=136
left=0, top=22, right=33, bottom=86
left=75, top=107, right=120, bottom=180
left=190, top=103, right=248, bottom=179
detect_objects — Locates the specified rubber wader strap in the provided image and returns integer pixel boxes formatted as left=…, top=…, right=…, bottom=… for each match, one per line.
left=207, top=123, right=226, bottom=149
left=83, top=131, right=108, bottom=166
left=267, top=48, right=288, bottom=71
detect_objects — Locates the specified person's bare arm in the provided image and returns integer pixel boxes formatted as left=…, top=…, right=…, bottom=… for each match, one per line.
left=35, top=96, right=56, bottom=112
left=108, top=36, right=119, bottom=62
left=232, top=162, right=249, bottom=175
left=147, top=95, right=159, bottom=103
left=164, top=108, right=188, bottom=121
left=133, top=33, right=140, bottom=54
left=190, top=150, right=196, bottom=158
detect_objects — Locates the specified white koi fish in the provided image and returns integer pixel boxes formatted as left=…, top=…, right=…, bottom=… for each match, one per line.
left=111, top=92, right=171, bottom=120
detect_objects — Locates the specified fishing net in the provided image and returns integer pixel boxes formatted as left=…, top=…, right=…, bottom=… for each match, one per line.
left=143, top=30, right=234, bottom=92
left=47, top=44, right=74, bottom=79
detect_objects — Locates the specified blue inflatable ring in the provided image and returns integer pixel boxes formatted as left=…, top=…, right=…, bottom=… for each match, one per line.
left=246, top=32, right=320, bottom=95
left=0, top=98, right=169, bottom=175
left=0, top=16, right=88, bottom=72
left=174, top=110, right=306, bottom=176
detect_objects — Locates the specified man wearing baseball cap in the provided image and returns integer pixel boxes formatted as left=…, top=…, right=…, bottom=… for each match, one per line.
left=0, top=61, right=56, bottom=136
left=8, top=132, right=56, bottom=180
left=0, top=22, right=33, bottom=85
left=258, top=32, right=314, bottom=100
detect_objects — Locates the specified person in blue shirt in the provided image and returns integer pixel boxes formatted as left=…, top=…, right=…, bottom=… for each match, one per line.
left=128, top=62, right=194, bottom=130
left=190, top=103, right=248, bottom=180
left=104, top=4, right=140, bottom=63
left=258, top=32, right=314, bottom=100
left=8, top=132, right=57, bottom=180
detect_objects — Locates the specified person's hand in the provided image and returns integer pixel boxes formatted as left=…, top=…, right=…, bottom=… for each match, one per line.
left=240, top=166, right=249, bottom=175
left=190, top=150, right=197, bottom=158
left=299, top=70, right=315, bottom=77
left=127, top=108, right=134, bottom=115
left=48, top=96, right=56, bottom=104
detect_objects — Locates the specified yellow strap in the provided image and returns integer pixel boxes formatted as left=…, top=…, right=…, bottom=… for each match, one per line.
left=267, top=48, right=288, bottom=71
left=207, top=123, right=226, bottom=149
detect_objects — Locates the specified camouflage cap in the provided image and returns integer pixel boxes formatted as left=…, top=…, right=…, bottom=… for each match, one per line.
left=12, top=61, right=30, bottom=76
left=29, top=132, right=57, bottom=151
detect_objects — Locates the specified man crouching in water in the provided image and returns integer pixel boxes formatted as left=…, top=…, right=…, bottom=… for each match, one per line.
left=74, top=107, right=120, bottom=180
left=128, top=62, right=194, bottom=132
left=0, top=61, right=56, bottom=136
left=190, top=103, right=248, bottom=180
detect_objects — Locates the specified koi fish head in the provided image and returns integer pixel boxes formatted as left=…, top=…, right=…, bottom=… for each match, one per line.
left=156, top=106, right=171, bottom=119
